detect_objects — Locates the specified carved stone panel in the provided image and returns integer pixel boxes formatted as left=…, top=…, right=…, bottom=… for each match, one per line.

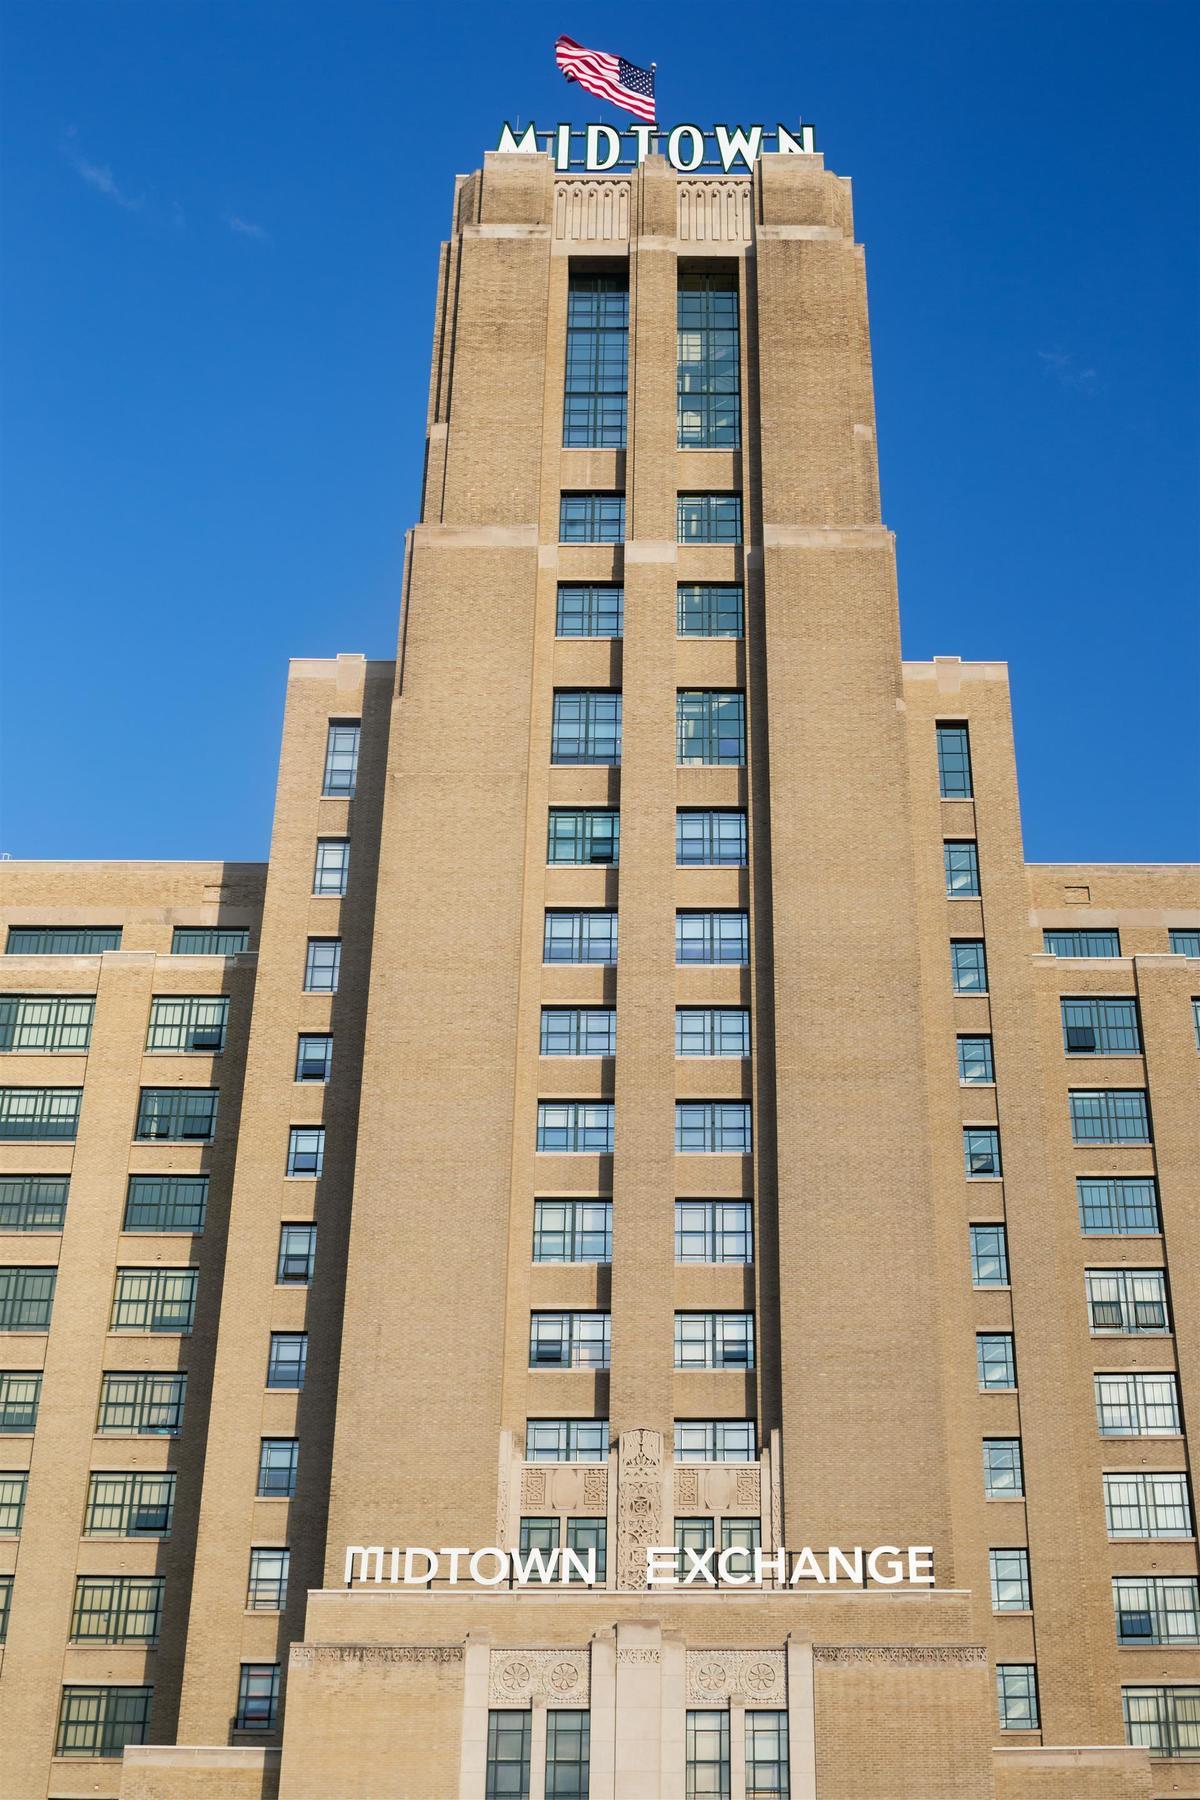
left=672, top=1463, right=760, bottom=1515
left=553, top=181, right=631, bottom=242
left=489, top=1649, right=590, bottom=1706
left=616, top=1427, right=664, bottom=1591
left=677, top=180, right=753, bottom=244
left=686, top=1650, right=787, bottom=1703
left=813, top=1645, right=988, bottom=1666
left=519, top=1464, right=608, bottom=1516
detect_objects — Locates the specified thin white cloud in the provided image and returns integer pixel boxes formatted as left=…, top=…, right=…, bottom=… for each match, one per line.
left=225, top=214, right=272, bottom=244
left=65, top=145, right=143, bottom=211
left=1038, top=349, right=1098, bottom=394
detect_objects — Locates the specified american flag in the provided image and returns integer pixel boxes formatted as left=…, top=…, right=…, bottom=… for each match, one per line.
left=554, top=35, right=656, bottom=124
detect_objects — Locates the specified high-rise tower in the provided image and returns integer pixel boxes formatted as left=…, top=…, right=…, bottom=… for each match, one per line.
left=0, top=145, right=1197, bottom=1799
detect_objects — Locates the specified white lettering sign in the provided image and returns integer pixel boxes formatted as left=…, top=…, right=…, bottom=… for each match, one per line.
left=495, top=122, right=816, bottom=174
left=342, top=1543, right=934, bottom=1589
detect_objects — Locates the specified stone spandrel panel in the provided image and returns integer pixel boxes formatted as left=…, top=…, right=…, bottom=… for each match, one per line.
left=616, top=1426, right=665, bottom=1590
left=489, top=1648, right=590, bottom=1707
left=678, top=179, right=753, bottom=243
left=554, top=180, right=631, bottom=242
left=686, top=1649, right=787, bottom=1704
left=673, top=1462, right=761, bottom=1515
left=520, top=1462, right=608, bottom=1515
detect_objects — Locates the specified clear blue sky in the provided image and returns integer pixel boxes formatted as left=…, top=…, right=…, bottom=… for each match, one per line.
left=2, top=0, right=1197, bottom=864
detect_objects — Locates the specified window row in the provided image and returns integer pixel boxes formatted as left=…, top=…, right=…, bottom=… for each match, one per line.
left=549, top=690, right=746, bottom=766
left=532, top=1200, right=751, bottom=1266
left=540, top=1007, right=749, bottom=1059
left=542, top=910, right=750, bottom=965
left=529, top=1312, right=754, bottom=1371
left=535, top=1102, right=752, bottom=1153
left=51, top=1665, right=283, bottom=1756
left=555, top=583, right=745, bottom=639
left=3, top=927, right=255, bottom=956
left=548, top=808, right=748, bottom=866
left=559, top=491, right=745, bottom=544
left=523, top=1419, right=756, bottom=1463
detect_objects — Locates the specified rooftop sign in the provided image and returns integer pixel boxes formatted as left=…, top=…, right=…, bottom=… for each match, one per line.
left=345, top=1543, right=933, bottom=1589
left=496, top=122, right=816, bottom=174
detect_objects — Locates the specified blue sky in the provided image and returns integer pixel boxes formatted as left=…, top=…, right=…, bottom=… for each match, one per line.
left=2, top=0, right=1197, bottom=863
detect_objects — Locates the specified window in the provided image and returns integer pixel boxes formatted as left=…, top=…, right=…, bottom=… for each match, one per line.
left=145, top=996, right=228, bottom=1055
left=676, top=1008, right=750, bottom=1057
left=546, top=1709, right=590, bottom=1798
left=675, top=1312, right=754, bottom=1370
left=286, top=1126, right=325, bottom=1178
left=0, top=1371, right=41, bottom=1432
left=248, top=1547, right=290, bottom=1611
left=970, top=1224, right=1009, bottom=1286
left=533, top=1200, right=612, bottom=1264
left=540, top=1008, right=616, bottom=1057
left=123, top=1175, right=208, bottom=1233
left=674, top=1420, right=756, bottom=1462
left=677, top=584, right=744, bottom=638
left=135, top=1088, right=217, bottom=1141
left=1170, top=930, right=1200, bottom=957
left=677, top=493, right=742, bottom=543
left=676, top=911, right=748, bottom=965
left=277, top=1224, right=317, bottom=1284
left=950, top=940, right=987, bottom=994
left=111, top=1267, right=197, bottom=1333
left=258, top=1438, right=299, bottom=1497
left=990, top=1549, right=1031, bottom=1611
left=677, top=809, right=747, bottom=867
left=71, top=1575, right=163, bottom=1644
left=555, top=584, right=624, bottom=639
left=1069, top=1088, right=1151, bottom=1145
left=559, top=492, right=624, bottom=543
left=0, top=1573, right=10, bottom=1642
left=1086, top=1268, right=1168, bottom=1335
left=1104, top=1472, right=1192, bottom=1538
left=0, top=1471, right=27, bottom=1533
left=944, top=841, right=980, bottom=897
left=983, top=1439, right=1023, bottom=1498
left=295, top=1034, right=333, bottom=1082
left=0, top=1266, right=55, bottom=1330
left=678, top=271, right=740, bottom=448
left=746, top=1711, right=789, bottom=1800
left=552, top=691, right=622, bottom=765
left=1114, top=1576, right=1200, bottom=1645
left=97, top=1372, right=186, bottom=1436
left=312, top=838, right=350, bottom=896
left=0, top=995, right=93, bottom=1052
left=1043, top=928, right=1121, bottom=957
left=1194, top=998, right=1200, bottom=1051
left=303, top=938, right=341, bottom=992
left=1123, top=1686, right=1200, bottom=1756
left=957, top=1036, right=994, bottom=1084
left=6, top=926, right=120, bottom=955
left=236, top=1663, right=280, bottom=1731
left=1077, top=1176, right=1159, bottom=1236
left=686, top=1709, right=731, bottom=1799
left=964, top=1127, right=1001, bottom=1178
left=977, top=1333, right=1016, bottom=1390
left=171, top=927, right=249, bottom=955
left=529, top=1313, right=610, bottom=1370
left=487, top=1710, right=531, bottom=1800
left=677, top=690, right=745, bottom=765
left=676, top=1102, right=751, bottom=1152
left=323, top=720, right=360, bottom=797
left=722, top=1517, right=761, bottom=1581
left=84, top=1471, right=175, bottom=1537
left=524, top=1419, right=609, bottom=1462
left=267, top=1333, right=308, bottom=1389
left=676, top=1515, right=714, bottom=1564
left=675, top=1201, right=753, bottom=1264
left=1061, top=998, right=1141, bottom=1055
left=564, top=273, right=628, bottom=447
left=544, top=910, right=618, bottom=964
left=0, top=1086, right=81, bottom=1140
left=518, top=1517, right=607, bottom=1584
left=1096, top=1371, right=1180, bottom=1437
left=548, top=808, right=619, bottom=865
left=936, top=724, right=972, bottom=798
left=0, top=1175, right=68, bottom=1231
left=56, top=1686, right=152, bottom=1757
left=537, top=1103, right=614, bottom=1153
left=997, top=1664, right=1039, bottom=1731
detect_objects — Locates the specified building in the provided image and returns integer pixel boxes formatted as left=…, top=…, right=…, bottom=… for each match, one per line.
left=0, top=141, right=1198, bottom=1800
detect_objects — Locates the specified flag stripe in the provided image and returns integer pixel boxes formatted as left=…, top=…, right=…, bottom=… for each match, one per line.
left=555, top=34, right=656, bottom=123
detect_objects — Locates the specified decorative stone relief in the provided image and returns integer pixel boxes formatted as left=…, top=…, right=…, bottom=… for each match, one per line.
left=520, top=1467, right=548, bottom=1509
left=616, top=1427, right=664, bottom=1591
left=686, top=1650, right=786, bottom=1703
left=671, top=1463, right=760, bottom=1516
left=677, top=181, right=753, bottom=244
left=674, top=1468, right=700, bottom=1510
left=290, top=1645, right=463, bottom=1667
left=812, top=1645, right=988, bottom=1666
left=489, top=1650, right=589, bottom=1706
left=616, top=1647, right=660, bottom=1666
left=553, top=181, right=631, bottom=242
left=518, top=1464, right=607, bottom=1515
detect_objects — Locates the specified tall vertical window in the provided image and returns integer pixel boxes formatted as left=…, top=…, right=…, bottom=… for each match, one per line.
left=686, top=1710, right=731, bottom=1798
left=257, top=1438, right=299, bottom=1498
left=312, top=839, right=350, bottom=896
left=678, top=272, right=740, bottom=448
left=248, top=1548, right=290, bottom=1611
left=0, top=995, right=94, bottom=1052
left=266, top=1333, right=308, bottom=1389
left=546, top=1710, right=590, bottom=1797
left=303, top=938, right=341, bottom=992
left=677, top=584, right=744, bottom=638
left=990, top=1549, right=1031, bottom=1611
left=936, top=723, right=972, bottom=798
left=0, top=1573, right=11, bottom=1642
left=964, top=1127, right=1001, bottom=1177
left=55, top=1686, right=152, bottom=1757
left=286, top=1126, right=325, bottom=1177
left=677, top=493, right=742, bottom=543
left=996, top=1664, right=1039, bottom=1730
left=957, top=1036, right=994, bottom=1084
left=552, top=692, right=622, bottom=765
left=677, top=691, right=745, bottom=765
left=983, top=1439, right=1023, bottom=1498
left=486, top=1711, right=531, bottom=1800
left=277, top=1224, right=317, bottom=1284
left=295, top=1034, right=333, bottom=1082
left=677, top=810, right=747, bottom=866
left=950, top=941, right=988, bottom=993
left=236, top=1663, right=280, bottom=1731
left=564, top=274, right=628, bottom=447
left=969, top=1224, right=1009, bottom=1286
left=944, top=841, right=980, bottom=897
left=0, top=1472, right=28, bottom=1533
left=746, top=1711, right=789, bottom=1799
left=556, top=584, right=624, bottom=638
left=977, top=1334, right=1016, bottom=1389
left=0, top=1371, right=41, bottom=1432
left=0, top=1176, right=69, bottom=1231
left=559, top=493, right=625, bottom=543
left=323, top=721, right=360, bottom=797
